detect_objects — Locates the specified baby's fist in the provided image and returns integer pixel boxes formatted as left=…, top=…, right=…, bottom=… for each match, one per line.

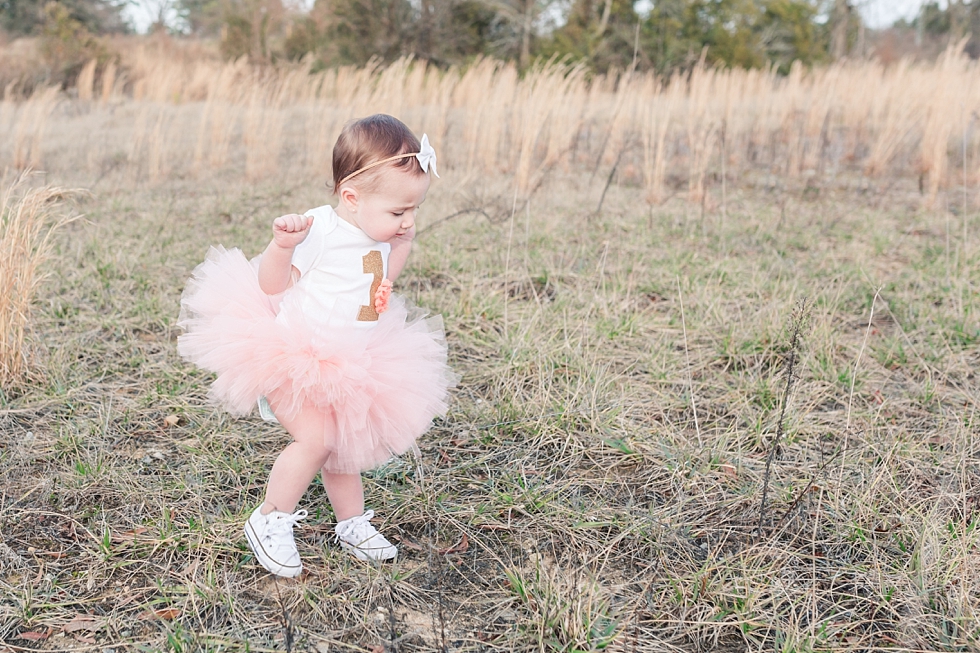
left=273, top=214, right=313, bottom=249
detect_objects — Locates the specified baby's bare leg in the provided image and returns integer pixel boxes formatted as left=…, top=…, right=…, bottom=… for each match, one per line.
left=321, top=472, right=364, bottom=521
left=263, top=404, right=331, bottom=514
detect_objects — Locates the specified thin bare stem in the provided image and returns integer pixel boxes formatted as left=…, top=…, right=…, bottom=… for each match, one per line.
left=676, top=276, right=702, bottom=446
left=846, top=288, right=879, bottom=430
left=757, top=297, right=809, bottom=541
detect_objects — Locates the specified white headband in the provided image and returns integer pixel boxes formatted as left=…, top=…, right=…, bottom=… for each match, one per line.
left=337, top=133, right=439, bottom=188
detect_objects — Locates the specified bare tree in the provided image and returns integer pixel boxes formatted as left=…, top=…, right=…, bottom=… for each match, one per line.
left=829, top=0, right=852, bottom=59
left=474, top=0, right=559, bottom=66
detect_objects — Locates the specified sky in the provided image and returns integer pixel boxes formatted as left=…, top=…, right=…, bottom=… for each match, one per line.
left=860, top=0, right=935, bottom=29
left=122, top=0, right=937, bottom=36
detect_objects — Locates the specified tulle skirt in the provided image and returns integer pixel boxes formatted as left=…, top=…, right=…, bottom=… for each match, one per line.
left=177, top=246, right=455, bottom=474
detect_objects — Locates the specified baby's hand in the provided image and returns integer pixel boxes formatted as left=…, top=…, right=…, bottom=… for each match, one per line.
left=272, top=214, right=313, bottom=249
left=374, top=278, right=393, bottom=314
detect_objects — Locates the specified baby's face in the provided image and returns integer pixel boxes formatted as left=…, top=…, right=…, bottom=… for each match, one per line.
left=353, top=168, right=429, bottom=242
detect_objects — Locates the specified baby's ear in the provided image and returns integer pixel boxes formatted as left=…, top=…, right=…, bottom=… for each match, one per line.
left=340, top=187, right=358, bottom=211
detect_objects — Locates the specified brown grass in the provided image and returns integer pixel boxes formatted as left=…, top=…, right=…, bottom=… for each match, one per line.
left=10, top=86, right=59, bottom=170
left=100, top=60, right=117, bottom=103
left=1, top=169, right=978, bottom=651
left=2, top=37, right=980, bottom=653
left=76, top=59, right=97, bottom=103
left=0, top=41, right=976, bottom=209
left=0, top=172, right=80, bottom=389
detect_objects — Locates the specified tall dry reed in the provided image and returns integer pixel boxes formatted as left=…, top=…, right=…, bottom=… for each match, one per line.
left=101, top=61, right=117, bottom=103
left=685, top=62, right=720, bottom=205
left=0, top=173, right=80, bottom=389
left=11, top=86, right=59, bottom=170
left=243, top=78, right=287, bottom=181
left=147, top=106, right=175, bottom=183
left=5, top=42, right=980, bottom=209
left=865, top=61, right=919, bottom=177
left=921, top=43, right=968, bottom=208
left=77, top=59, right=97, bottom=102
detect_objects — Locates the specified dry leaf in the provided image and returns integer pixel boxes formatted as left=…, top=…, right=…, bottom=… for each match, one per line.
left=164, top=415, right=180, bottom=427
left=114, top=592, right=139, bottom=608
left=394, top=535, right=425, bottom=551
left=439, top=533, right=469, bottom=555
left=647, top=292, right=663, bottom=303
left=64, top=614, right=104, bottom=633
left=140, top=608, right=181, bottom=620
left=719, top=464, right=737, bottom=478
left=112, top=527, right=149, bottom=543
left=17, top=631, right=51, bottom=641
left=371, top=646, right=385, bottom=653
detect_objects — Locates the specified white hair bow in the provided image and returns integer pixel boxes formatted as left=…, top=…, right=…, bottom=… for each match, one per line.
left=416, top=134, right=440, bottom=178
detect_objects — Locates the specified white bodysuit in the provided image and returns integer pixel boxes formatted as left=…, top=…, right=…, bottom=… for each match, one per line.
left=276, top=204, right=391, bottom=330
left=260, top=204, right=391, bottom=422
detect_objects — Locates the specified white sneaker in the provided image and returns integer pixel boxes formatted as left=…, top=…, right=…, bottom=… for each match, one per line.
left=244, top=506, right=307, bottom=578
left=335, top=510, right=398, bottom=562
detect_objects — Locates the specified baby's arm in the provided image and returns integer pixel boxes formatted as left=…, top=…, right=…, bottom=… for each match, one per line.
left=386, top=226, right=415, bottom=282
left=258, top=214, right=313, bottom=295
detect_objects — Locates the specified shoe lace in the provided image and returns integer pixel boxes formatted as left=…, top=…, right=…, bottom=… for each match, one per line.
left=335, top=510, right=376, bottom=544
left=268, top=509, right=308, bottom=538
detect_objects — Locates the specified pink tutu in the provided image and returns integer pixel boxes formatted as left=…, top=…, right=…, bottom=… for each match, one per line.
left=177, top=246, right=456, bottom=474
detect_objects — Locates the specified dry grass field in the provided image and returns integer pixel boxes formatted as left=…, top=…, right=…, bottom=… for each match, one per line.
left=2, top=39, right=980, bottom=652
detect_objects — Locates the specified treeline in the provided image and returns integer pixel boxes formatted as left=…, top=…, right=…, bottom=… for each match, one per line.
left=3, top=0, right=980, bottom=75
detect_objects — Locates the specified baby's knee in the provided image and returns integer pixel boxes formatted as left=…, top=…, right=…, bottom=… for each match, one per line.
left=291, top=438, right=332, bottom=465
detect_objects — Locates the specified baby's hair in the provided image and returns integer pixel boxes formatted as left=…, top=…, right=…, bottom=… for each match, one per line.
left=332, top=114, right=425, bottom=195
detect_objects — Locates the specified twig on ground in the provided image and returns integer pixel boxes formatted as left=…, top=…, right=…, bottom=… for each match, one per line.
left=675, top=276, right=702, bottom=446
left=594, top=147, right=624, bottom=216
left=769, top=445, right=844, bottom=538
left=273, top=578, right=294, bottom=653
left=846, top=287, right=880, bottom=430
left=757, top=297, right=810, bottom=541
left=416, top=207, right=495, bottom=237
left=386, top=575, right=399, bottom=653
left=427, top=521, right=449, bottom=653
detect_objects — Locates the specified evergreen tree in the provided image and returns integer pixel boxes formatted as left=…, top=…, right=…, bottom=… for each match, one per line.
left=180, top=0, right=837, bottom=73
left=464, top=0, right=558, bottom=66
left=640, top=0, right=827, bottom=73
left=314, top=0, right=414, bottom=65
left=283, top=0, right=500, bottom=66
left=543, top=0, right=640, bottom=72
left=759, top=0, right=826, bottom=72
left=176, top=0, right=222, bottom=36
left=1, top=0, right=127, bottom=35
left=214, top=0, right=285, bottom=62
left=913, top=1, right=980, bottom=57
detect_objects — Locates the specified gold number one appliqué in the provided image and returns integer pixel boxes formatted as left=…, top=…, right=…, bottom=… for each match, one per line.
left=357, top=250, right=384, bottom=322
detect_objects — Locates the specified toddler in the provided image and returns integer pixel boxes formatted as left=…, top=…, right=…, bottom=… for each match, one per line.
left=178, top=114, right=454, bottom=577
